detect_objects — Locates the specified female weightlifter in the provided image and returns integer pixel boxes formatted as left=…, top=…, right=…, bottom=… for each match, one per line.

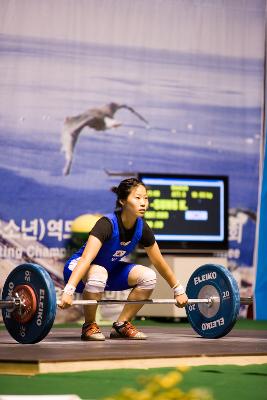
left=59, top=178, right=188, bottom=340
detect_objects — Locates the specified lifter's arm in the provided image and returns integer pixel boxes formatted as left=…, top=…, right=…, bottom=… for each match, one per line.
left=145, top=242, right=188, bottom=307
left=58, top=235, right=102, bottom=308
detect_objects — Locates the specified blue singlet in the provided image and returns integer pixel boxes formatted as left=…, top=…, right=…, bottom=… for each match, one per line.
left=63, top=213, right=144, bottom=292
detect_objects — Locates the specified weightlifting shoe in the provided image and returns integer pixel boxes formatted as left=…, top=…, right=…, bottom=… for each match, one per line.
left=110, top=321, right=147, bottom=340
left=81, top=322, right=105, bottom=341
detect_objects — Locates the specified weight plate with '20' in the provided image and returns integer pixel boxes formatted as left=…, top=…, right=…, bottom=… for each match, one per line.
left=185, top=264, right=240, bottom=338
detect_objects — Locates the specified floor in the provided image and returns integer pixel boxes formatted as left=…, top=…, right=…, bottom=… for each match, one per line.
left=0, top=326, right=267, bottom=375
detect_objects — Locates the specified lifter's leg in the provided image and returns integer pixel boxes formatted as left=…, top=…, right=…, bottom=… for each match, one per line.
left=117, top=287, right=153, bottom=322
left=117, top=265, right=156, bottom=321
left=81, top=265, right=108, bottom=341
left=83, top=291, right=102, bottom=324
left=111, top=266, right=156, bottom=339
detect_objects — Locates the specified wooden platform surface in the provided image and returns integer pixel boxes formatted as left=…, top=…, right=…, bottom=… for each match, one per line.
left=0, top=327, right=266, bottom=374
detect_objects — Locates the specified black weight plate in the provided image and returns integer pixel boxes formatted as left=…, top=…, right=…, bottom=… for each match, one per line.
left=186, top=264, right=240, bottom=338
left=2, top=263, right=56, bottom=344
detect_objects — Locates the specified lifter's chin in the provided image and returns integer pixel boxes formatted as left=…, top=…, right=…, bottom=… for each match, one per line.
left=138, top=211, right=146, bottom=218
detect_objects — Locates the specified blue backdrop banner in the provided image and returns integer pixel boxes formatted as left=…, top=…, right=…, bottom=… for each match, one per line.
left=0, top=0, right=266, bottom=318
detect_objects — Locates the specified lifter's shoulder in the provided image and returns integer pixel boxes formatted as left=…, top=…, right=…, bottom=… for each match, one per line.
left=90, top=216, right=113, bottom=243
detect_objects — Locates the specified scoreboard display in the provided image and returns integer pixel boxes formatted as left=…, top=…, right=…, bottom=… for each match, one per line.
left=138, top=173, right=228, bottom=252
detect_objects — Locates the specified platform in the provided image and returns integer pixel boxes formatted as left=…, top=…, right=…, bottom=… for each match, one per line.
left=0, top=326, right=267, bottom=375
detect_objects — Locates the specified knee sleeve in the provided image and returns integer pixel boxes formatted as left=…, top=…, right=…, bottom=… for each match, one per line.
left=84, top=265, right=108, bottom=293
left=136, top=267, right=157, bottom=290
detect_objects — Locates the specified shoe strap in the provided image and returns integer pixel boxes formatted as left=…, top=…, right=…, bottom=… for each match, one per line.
left=113, top=321, right=138, bottom=335
left=83, top=322, right=101, bottom=334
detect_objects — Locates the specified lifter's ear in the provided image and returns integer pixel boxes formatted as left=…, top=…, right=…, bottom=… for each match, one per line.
left=119, top=200, right=124, bottom=207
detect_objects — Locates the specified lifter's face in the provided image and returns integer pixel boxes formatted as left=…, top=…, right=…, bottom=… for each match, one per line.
left=120, top=185, right=149, bottom=218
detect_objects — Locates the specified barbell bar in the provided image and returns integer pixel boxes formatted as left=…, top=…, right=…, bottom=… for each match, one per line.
left=55, top=297, right=253, bottom=306
left=0, top=296, right=253, bottom=309
left=1, top=262, right=254, bottom=343
left=0, top=297, right=216, bottom=309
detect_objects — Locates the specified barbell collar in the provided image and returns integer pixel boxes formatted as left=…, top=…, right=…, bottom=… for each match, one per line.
left=0, top=299, right=17, bottom=310
left=240, top=297, right=253, bottom=305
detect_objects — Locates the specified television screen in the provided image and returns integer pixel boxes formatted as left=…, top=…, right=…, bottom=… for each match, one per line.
left=138, top=173, right=228, bottom=253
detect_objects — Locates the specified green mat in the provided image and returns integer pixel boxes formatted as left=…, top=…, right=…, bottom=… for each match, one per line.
left=0, top=365, right=267, bottom=400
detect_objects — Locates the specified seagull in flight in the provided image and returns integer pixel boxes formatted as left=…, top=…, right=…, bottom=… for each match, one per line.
left=61, top=102, right=149, bottom=175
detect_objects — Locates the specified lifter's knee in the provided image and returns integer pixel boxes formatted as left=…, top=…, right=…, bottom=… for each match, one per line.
left=131, top=265, right=157, bottom=290
left=84, top=264, right=108, bottom=293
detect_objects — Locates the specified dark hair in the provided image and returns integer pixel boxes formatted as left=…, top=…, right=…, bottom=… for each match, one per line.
left=111, top=178, right=146, bottom=209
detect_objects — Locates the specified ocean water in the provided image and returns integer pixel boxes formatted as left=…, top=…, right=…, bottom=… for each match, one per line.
left=0, top=33, right=263, bottom=259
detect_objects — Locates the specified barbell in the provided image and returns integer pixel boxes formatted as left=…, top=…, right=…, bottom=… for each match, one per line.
left=0, top=263, right=253, bottom=344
